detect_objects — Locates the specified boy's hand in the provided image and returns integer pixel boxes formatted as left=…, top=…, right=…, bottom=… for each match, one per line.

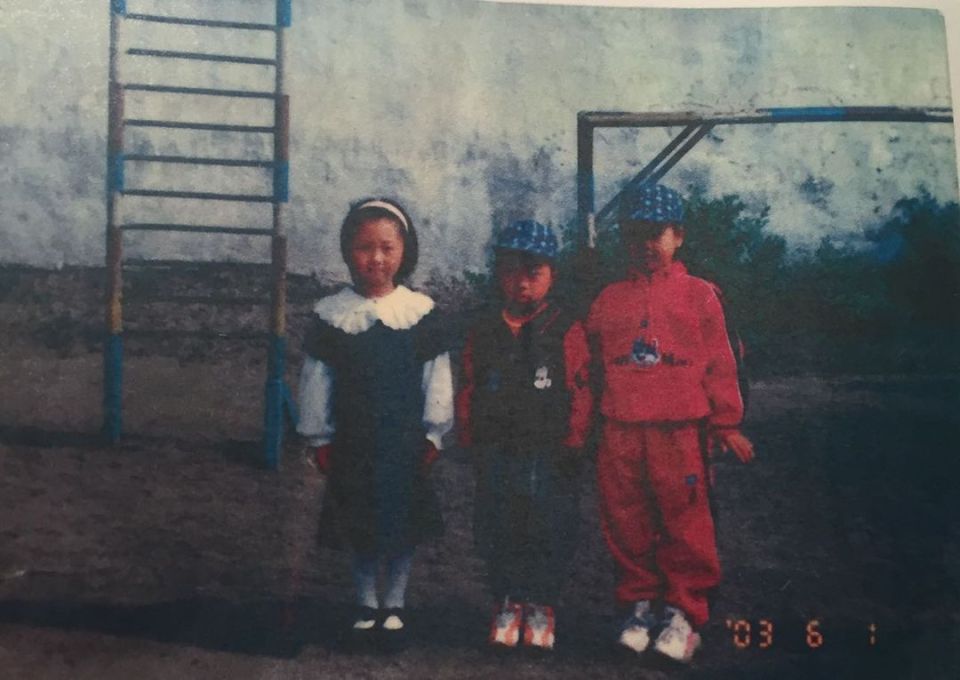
left=715, top=429, right=754, bottom=463
left=422, top=440, right=440, bottom=473
left=314, top=444, right=334, bottom=475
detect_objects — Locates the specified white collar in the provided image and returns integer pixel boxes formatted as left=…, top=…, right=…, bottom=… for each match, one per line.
left=312, top=285, right=435, bottom=334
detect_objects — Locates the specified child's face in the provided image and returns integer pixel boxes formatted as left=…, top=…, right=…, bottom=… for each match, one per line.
left=623, top=222, right=684, bottom=273
left=496, top=251, right=554, bottom=313
left=349, top=217, right=405, bottom=295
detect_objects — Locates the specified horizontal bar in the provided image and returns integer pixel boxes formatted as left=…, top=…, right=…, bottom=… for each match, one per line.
left=123, top=259, right=272, bottom=270
left=122, top=328, right=269, bottom=341
left=123, top=293, right=269, bottom=306
left=125, top=119, right=275, bottom=133
left=123, top=13, right=278, bottom=31
left=579, top=106, right=954, bottom=128
left=124, top=154, right=274, bottom=168
left=123, top=223, right=273, bottom=235
left=127, top=48, right=276, bottom=66
left=124, top=83, right=277, bottom=99
left=756, top=106, right=954, bottom=124
left=122, top=189, right=276, bottom=202
left=762, top=106, right=845, bottom=119
left=123, top=289, right=319, bottom=308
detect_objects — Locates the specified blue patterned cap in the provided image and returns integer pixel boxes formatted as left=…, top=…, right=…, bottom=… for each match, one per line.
left=619, top=183, right=685, bottom=224
left=494, top=220, right=559, bottom=259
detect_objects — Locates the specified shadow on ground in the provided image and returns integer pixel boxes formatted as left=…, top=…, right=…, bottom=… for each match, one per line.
left=0, top=425, right=268, bottom=468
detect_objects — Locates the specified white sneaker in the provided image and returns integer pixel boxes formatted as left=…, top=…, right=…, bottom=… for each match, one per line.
left=522, top=603, right=556, bottom=650
left=653, top=606, right=701, bottom=663
left=617, top=600, right=657, bottom=654
left=489, top=598, right=523, bottom=648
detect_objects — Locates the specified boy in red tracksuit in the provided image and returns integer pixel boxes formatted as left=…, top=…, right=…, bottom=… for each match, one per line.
left=586, top=183, right=754, bottom=663
left=457, top=219, right=592, bottom=651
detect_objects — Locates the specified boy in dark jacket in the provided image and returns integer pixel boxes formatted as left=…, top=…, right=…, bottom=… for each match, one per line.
left=586, top=184, right=754, bottom=663
left=457, top=220, right=592, bottom=651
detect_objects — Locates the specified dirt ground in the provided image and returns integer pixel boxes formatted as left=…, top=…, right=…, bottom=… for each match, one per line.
left=1, top=266, right=958, bottom=679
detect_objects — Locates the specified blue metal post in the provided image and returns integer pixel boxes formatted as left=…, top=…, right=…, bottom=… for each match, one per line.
left=277, top=0, right=292, bottom=27
left=273, top=161, right=289, bottom=202
left=264, top=9, right=291, bottom=468
left=103, top=3, right=125, bottom=443
left=103, top=333, right=123, bottom=442
left=263, top=335, right=286, bottom=469
left=576, top=114, right=595, bottom=249
left=108, top=153, right=125, bottom=194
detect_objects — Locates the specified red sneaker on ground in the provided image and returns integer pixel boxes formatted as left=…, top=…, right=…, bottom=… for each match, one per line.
left=489, top=598, right=523, bottom=648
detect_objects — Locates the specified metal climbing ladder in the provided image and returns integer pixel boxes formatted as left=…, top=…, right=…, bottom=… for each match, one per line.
left=104, top=0, right=295, bottom=468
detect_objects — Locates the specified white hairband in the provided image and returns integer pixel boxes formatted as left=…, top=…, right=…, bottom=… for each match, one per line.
left=357, top=199, right=409, bottom=231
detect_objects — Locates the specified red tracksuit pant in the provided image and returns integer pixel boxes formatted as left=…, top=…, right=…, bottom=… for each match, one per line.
left=597, top=419, right=720, bottom=628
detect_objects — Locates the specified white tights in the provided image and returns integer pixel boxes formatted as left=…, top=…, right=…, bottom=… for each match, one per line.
left=352, top=550, right=414, bottom=610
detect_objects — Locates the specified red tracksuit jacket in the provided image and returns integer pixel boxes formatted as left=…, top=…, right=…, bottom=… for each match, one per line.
left=586, top=261, right=743, bottom=429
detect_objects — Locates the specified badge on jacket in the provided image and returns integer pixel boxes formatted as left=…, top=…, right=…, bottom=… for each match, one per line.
left=631, top=337, right=661, bottom=367
left=534, top=366, right=552, bottom=390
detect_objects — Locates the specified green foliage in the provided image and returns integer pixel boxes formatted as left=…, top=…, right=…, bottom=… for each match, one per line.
left=869, top=191, right=960, bottom=329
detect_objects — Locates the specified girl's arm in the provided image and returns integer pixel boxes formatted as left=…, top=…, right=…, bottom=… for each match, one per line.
left=297, top=356, right=336, bottom=446
left=421, top=352, right=454, bottom=450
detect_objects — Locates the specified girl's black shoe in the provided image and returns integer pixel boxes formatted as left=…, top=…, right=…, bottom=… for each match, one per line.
left=352, top=606, right=379, bottom=631
left=381, top=607, right=405, bottom=631
left=343, top=606, right=379, bottom=652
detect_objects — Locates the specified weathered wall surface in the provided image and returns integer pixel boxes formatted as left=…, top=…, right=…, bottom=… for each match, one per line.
left=0, top=0, right=956, bottom=281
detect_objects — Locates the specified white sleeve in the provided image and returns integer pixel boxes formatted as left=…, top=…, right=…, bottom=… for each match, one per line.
left=421, top=352, right=454, bottom=450
left=297, top=356, right=335, bottom=446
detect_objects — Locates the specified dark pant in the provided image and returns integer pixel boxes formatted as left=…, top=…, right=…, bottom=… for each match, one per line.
left=474, top=446, right=580, bottom=603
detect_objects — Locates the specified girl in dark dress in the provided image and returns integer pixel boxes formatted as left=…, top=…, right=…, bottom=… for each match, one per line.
left=297, top=198, right=453, bottom=639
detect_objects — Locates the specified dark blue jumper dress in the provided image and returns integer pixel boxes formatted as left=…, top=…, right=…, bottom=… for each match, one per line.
left=304, top=310, right=446, bottom=557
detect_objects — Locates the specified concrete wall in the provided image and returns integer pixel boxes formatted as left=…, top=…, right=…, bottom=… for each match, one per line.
left=0, top=0, right=956, bottom=282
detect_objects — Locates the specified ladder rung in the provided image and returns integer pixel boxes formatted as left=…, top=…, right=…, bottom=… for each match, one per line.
left=125, top=119, right=275, bottom=133
left=123, top=329, right=269, bottom=341
left=124, top=83, right=277, bottom=99
left=124, top=13, right=278, bottom=31
left=124, top=293, right=269, bottom=306
left=127, top=48, right=276, bottom=66
left=123, top=223, right=274, bottom=235
left=124, top=154, right=275, bottom=168
left=123, top=259, right=272, bottom=271
left=122, top=189, right=275, bottom=203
